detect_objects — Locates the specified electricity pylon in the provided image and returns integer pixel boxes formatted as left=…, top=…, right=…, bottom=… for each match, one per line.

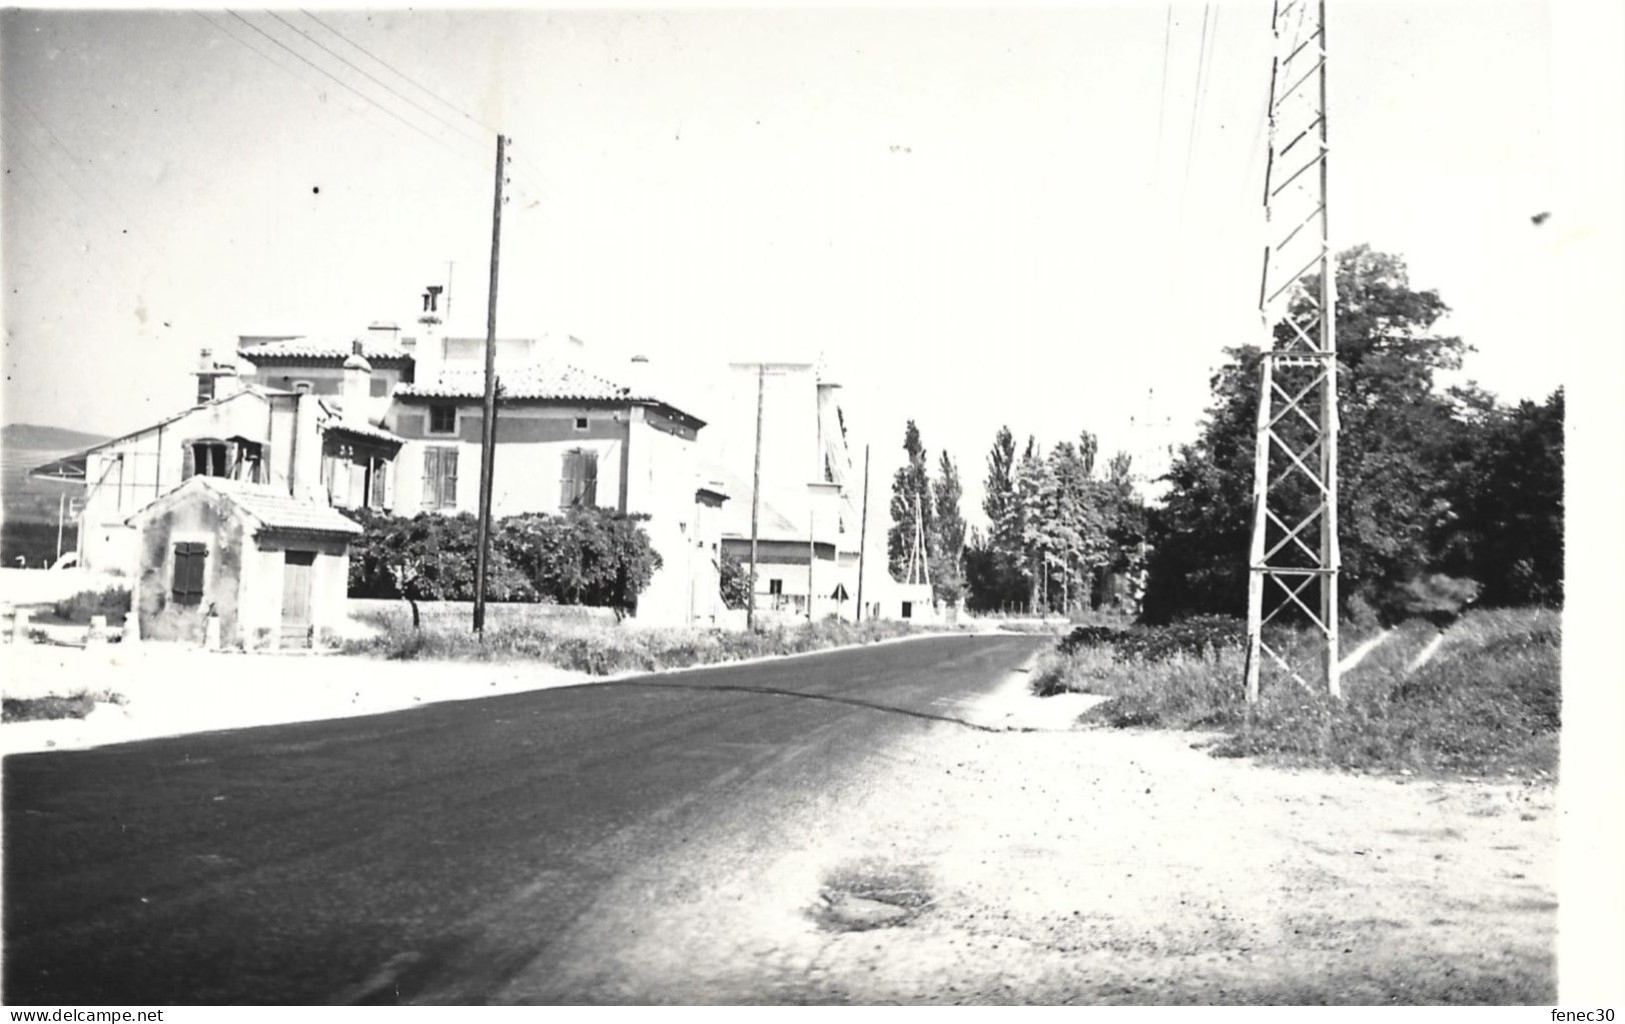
left=1245, top=0, right=1339, bottom=701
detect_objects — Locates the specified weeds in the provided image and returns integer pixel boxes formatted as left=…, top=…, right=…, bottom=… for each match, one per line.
left=2, top=688, right=125, bottom=723
left=1035, top=608, right=1559, bottom=778
left=342, top=614, right=925, bottom=675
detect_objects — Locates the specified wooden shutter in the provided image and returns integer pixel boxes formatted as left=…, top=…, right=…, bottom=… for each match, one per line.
left=582, top=451, right=598, bottom=506
left=440, top=448, right=458, bottom=509
left=422, top=448, right=440, bottom=507
left=560, top=450, right=579, bottom=507
left=370, top=459, right=389, bottom=509
left=172, top=543, right=206, bottom=605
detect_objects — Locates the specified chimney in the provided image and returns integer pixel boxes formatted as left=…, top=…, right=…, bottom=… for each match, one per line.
left=342, top=339, right=373, bottom=420
left=196, top=348, right=218, bottom=404
left=626, top=354, right=651, bottom=397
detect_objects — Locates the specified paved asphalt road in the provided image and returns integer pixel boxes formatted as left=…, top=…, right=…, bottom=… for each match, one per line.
left=3, top=634, right=1043, bottom=1005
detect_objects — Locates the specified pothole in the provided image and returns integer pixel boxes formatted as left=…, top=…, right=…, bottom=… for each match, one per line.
left=812, top=859, right=934, bottom=932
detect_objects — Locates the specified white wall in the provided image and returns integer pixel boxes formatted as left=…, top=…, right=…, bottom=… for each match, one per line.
left=78, top=391, right=295, bottom=572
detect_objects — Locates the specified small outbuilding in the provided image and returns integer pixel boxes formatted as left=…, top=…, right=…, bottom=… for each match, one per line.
left=127, top=476, right=362, bottom=649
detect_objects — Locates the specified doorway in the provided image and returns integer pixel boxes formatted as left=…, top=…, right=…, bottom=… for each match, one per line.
left=281, top=550, right=317, bottom=648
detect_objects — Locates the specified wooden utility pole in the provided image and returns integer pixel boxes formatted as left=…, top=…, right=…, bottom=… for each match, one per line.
left=855, top=444, right=870, bottom=622
left=807, top=494, right=816, bottom=623
left=747, top=364, right=765, bottom=633
left=473, top=133, right=508, bottom=635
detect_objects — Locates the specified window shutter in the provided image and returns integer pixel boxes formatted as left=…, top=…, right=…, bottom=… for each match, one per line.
left=422, top=448, right=440, bottom=506
left=181, top=444, right=195, bottom=481
left=441, top=449, right=458, bottom=509
left=582, top=451, right=598, bottom=507
left=560, top=450, right=578, bottom=506
left=172, top=543, right=206, bottom=605
left=371, top=460, right=389, bottom=509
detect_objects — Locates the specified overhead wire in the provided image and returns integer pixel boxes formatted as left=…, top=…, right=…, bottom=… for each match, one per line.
left=294, top=9, right=550, bottom=201
left=1152, top=2, right=1174, bottom=184
left=224, top=10, right=491, bottom=175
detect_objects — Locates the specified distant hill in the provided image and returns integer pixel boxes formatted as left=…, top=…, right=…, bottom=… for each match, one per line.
left=2, top=423, right=111, bottom=452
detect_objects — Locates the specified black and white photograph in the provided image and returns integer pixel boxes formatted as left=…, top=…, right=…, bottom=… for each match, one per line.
left=1, top=0, right=1620, bottom=1010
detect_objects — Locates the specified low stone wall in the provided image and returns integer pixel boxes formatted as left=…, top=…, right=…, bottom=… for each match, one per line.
left=348, top=598, right=617, bottom=630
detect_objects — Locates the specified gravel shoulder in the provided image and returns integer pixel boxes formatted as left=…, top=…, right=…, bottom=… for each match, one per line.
left=489, top=671, right=1557, bottom=1004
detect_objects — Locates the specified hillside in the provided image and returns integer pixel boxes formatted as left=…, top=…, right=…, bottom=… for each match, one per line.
left=1, top=423, right=111, bottom=451
left=2, top=422, right=108, bottom=564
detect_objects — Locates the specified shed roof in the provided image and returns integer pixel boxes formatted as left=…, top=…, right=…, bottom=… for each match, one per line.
left=127, top=477, right=363, bottom=538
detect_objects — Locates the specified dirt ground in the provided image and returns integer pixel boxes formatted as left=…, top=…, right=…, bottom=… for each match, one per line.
left=496, top=672, right=1557, bottom=1005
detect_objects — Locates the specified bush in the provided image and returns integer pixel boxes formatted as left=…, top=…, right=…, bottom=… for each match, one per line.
left=1055, top=614, right=1243, bottom=662
left=718, top=551, right=752, bottom=610
left=50, top=587, right=131, bottom=625
left=347, top=508, right=662, bottom=617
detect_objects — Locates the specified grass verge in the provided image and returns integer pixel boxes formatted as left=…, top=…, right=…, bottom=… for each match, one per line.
left=342, top=613, right=928, bottom=675
left=1032, top=607, right=1559, bottom=778
left=3, top=689, right=126, bottom=723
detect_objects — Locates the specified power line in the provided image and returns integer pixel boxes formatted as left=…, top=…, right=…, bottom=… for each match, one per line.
left=1180, top=3, right=1216, bottom=205
left=295, top=10, right=551, bottom=199
left=268, top=10, right=490, bottom=151
left=225, top=10, right=487, bottom=171
left=300, top=10, right=493, bottom=139
left=1152, top=2, right=1174, bottom=182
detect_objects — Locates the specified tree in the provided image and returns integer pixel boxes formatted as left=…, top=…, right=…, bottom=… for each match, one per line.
left=1434, top=389, right=1564, bottom=607
left=930, top=451, right=967, bottom=604
left=1015, top=436, right=1050, bottom=612
left=1142, top=244, right=1531, bottom=624
left=887, top=420, right=935, bottom=582
left=979, top=425, right=1028, bottom=609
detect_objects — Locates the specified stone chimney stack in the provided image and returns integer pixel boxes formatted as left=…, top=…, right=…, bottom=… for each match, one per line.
left=626, top=354, right=651, bottom=397
left=342, top=339, right=373, bottom=420
left=195, top=348, right=244, bottom=405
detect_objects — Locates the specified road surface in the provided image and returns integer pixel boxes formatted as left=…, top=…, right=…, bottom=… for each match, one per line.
left=3, top=633, right=1042, bottom=1004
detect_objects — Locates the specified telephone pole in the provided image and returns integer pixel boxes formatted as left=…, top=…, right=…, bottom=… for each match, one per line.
left=855, top=444, right=870, bottom=622
left=1245, top=0, right=1339, bottom=699
left=746, top=364, right=765, bottom=633
left=473, top=133, right=509, bottom=635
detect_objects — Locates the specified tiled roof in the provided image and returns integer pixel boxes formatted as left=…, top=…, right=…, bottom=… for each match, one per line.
left=239, top=337, right=413, bottom=362
left=326, top=419, right=405, bottom=446
left=192, top=478, right=363, bottom=536
left=396, top=359, right=645, bottom=403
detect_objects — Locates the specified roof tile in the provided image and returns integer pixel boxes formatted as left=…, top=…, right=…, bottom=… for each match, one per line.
left=192, top=478, right=363, bottom=536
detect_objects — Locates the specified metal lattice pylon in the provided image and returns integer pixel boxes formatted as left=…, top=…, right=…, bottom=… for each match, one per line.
left=1246, top=0, right=1340, bottom=701
left=904, top=491, right=931, bottom=588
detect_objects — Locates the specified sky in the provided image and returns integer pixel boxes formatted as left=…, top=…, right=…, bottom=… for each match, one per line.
left=0, top=2, right=1570, bottom=527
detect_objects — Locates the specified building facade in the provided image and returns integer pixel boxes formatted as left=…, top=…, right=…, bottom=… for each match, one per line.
left=34, top=326, right=725, bottom=626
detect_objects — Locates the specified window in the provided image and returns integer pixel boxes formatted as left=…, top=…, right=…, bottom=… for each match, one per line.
left=574, top=416, right=589, bottom=431
left=428, top=403, right=457, bottom=436
left=187, top=441, right=228, bottom=479
left=370, top=378, right=390, bottom=397
left=172, top=543, right=206, bottom=605
left=768, top=579, right=783, bottom=595
left=559, top=448, right=598, bottom=508
left=422, top=447, right=459, bottom=510
left=293, top=381, right=314, bottom=394
left=901, top=601, right=913, bottom=619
